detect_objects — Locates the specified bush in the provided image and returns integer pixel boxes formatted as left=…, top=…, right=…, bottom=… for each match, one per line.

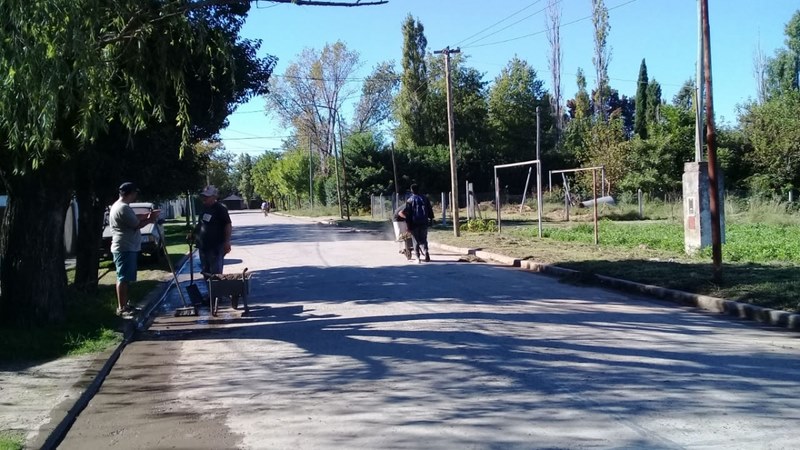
left=460, top=218, right=498, bottom=233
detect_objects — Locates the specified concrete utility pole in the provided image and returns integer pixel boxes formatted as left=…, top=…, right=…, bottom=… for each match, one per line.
left=701, top=0, right=722, bottom=280
left=435, top=46, right=461, bottom=237
left=695, top=0, right=704, bottom=162
left=536, top=106, right=543, bottom=238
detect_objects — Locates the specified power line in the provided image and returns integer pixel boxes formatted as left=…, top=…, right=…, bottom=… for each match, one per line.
left=462, top=0, right=638, bottom=50
left=461, top=1, right=556, bottom=49
left=454, top=0, right=544, bottom=47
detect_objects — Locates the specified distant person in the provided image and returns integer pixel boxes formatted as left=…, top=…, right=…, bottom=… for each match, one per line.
left=261, top=200, right=269, bottom=217
left=192, top=185, right=232, bottom=280
left=398, top=184, right=434, bottom=263
left=109, top=182, right=159, bottom=316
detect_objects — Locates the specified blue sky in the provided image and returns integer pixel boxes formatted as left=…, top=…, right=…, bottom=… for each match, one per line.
left=220, top=0, right=799, bottom=157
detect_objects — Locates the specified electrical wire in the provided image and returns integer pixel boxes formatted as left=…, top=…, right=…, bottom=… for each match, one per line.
left=454, top=0, right=544, bottom=47
left=462, top=0, right=638, bottom=50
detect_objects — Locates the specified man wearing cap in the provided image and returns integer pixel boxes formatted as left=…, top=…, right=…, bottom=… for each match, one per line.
left=193, top=185, right=232, bottom=283
left=110, top=182, right=160, bottom=316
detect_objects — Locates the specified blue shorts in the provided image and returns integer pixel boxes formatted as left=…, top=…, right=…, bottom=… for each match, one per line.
left=113, top=251, right=138, bottom=282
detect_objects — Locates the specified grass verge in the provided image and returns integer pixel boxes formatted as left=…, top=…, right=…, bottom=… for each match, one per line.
left=0, top=430, right=24, bottom=450
left=0, top=222, right=190, bottom=363
left=430, top=219, right=800, bottom=313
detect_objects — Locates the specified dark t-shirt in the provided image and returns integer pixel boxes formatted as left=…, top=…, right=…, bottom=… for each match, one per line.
left=196, top=202, right=231, bottom=249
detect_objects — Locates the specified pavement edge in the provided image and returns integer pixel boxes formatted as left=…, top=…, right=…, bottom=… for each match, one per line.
left=32, top=254, right=190, bottom=450
left=429, top=241, right=800, bottom=331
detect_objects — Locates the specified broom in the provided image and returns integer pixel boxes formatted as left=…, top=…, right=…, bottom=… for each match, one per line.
left=186, top=240, right=204, bottom=305
left=162, top=240, right=198, bottom=317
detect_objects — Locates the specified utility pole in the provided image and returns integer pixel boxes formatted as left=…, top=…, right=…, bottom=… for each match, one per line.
left=336, top=109, right=350, bottom=221
left=309, top=136, right=314, bottom=210
left=701, top=0, right=722, bottom=280
left=435, top=46, right=461, bottom=236
left=331, top=113, right=343, bottom=219
left=695, top=0, right=704, bottom=162
left=391, top=142, right=400, bottom=208
left=536, top=106, right=543, bottom=238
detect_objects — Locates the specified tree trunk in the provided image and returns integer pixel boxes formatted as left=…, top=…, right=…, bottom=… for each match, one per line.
left=0, top=161, right=73, bottom=325
left=73, top=184, right=105, bottom=292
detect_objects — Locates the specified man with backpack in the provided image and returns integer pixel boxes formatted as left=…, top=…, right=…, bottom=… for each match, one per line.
left=398, top=184, right=435, bottom=263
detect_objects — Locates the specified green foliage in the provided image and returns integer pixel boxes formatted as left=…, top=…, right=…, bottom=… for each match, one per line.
left=634, top=59, right=649, bottom=139
left=268, top=148, right=314, bottom=204
left=234, top=154, right=255, bottom=202
left=460, top=219, right=498, bottom=233
left=342, top=132, right=391, bottom=209
left=0, top=431, right=24, bottom=450
left=395, top=14, right=430, bottom=149
left=740, top=90, right=800, bottom=195
left=252, top=151, right=281, bottom=201
left=488, top=57, right=552, bottom=166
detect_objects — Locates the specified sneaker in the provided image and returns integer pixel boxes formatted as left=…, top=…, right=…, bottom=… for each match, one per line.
left=116, top=305, right=135, bottom=317
left=424, top=253, right=431, bottom=262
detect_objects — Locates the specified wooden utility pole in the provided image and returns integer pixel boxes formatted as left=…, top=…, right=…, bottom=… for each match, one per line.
left=701, top=0, right=722, bottom=280
left=336, top=109, right=350, bottom=221
left=309, top=136, right=314, bottom=210
left=390, top=142, right=399, bottom=196
left=435, top=46, right=461, bottom=236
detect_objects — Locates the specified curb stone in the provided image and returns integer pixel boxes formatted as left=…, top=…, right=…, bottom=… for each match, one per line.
left=33, top=254, right=190, bottom=449
left=429, top=241, right=800, bottom=331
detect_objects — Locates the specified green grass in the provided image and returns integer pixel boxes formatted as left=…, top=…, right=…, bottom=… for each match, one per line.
left=0, top=222, right=189, bottom=363
left=430, top=211, right=800, bottom=312
left=0, top=431, right=24, bottom=450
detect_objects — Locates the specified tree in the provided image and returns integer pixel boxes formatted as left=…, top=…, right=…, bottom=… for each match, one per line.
left=488, top=57, right=551, bottom=167
left=673, top=79, right=696, bottom=111
left=634, top=59, right=649, bottom=139
left=591, top=0, right=612, bottom=121
left=252, top=150, right=281, bottom=203
left=567, top=68, right=592, bottom=120
left=341, top=132, right=391, bottom=210
left=740, top=91, right=800, bottom=195
left=267, top=41, right=360, bottom=174
left=764, top=10, right=800, bottom=99
left=353, top=62, right=399, bottom=133
left=395, top=14, right=430, bottom=149
left=646, top=79, right=663, bottom=125
left=546, top=0, right=564, bottom=133
left=0, top=1, right=259, bottom=325
left=235, top=154, right=256, bottom=203
left=426, top=53, right=492, bottom=189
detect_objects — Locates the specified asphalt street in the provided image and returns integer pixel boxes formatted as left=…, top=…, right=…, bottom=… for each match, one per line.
left=59, top=211, right=800, bottom=449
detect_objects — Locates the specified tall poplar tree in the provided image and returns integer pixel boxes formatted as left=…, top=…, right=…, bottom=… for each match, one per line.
left=395, top=14, right=430, bottom=149
left=591, top=0, right=611, bottom=121
left=634, top=59, right=649, bottom=139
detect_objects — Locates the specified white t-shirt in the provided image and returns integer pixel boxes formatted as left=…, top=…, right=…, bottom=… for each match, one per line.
left=109, top=199, right=141, bottom=253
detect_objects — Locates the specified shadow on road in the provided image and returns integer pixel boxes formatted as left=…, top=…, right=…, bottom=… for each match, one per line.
left=140, top=261, right=800, bottom=425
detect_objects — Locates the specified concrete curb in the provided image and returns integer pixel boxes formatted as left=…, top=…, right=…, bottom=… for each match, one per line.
left=35, top=254, right=191, bottom=449
left=429, top=241, right=800, bottom=331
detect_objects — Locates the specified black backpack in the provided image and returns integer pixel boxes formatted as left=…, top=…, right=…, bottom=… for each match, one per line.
left=409, top=195, right=429, bottom=225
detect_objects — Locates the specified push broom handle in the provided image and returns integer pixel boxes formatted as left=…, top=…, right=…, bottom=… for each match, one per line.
left=162, top=241, right=190, bottom=307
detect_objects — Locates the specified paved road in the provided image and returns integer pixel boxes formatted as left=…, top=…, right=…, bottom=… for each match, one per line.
left=60, top=211, right=800, bottom=449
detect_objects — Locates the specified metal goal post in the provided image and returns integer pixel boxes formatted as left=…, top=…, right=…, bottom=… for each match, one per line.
left=494, top=159, right=542, bottom=236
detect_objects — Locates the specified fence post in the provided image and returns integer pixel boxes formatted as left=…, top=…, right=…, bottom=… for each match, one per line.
left=638, top=188, right=643, bottom=219
left=379, top=194, right=384, bottom=220
left=441, top=192, right=447, bottom=226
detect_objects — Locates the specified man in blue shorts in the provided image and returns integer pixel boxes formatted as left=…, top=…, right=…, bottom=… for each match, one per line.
left=109, top=182, right=159, bottom=316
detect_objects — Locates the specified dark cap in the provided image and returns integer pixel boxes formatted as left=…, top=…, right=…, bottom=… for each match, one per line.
left=119, top=182, right=139, bottom=195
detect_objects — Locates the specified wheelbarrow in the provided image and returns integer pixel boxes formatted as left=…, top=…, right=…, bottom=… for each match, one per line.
left=392, top=219, right=413, bottom=260
left=206, top=267, right=251, bottom=316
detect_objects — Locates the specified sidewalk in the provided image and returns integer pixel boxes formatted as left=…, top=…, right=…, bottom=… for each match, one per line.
left=0, top=254, right=191, bottom=449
